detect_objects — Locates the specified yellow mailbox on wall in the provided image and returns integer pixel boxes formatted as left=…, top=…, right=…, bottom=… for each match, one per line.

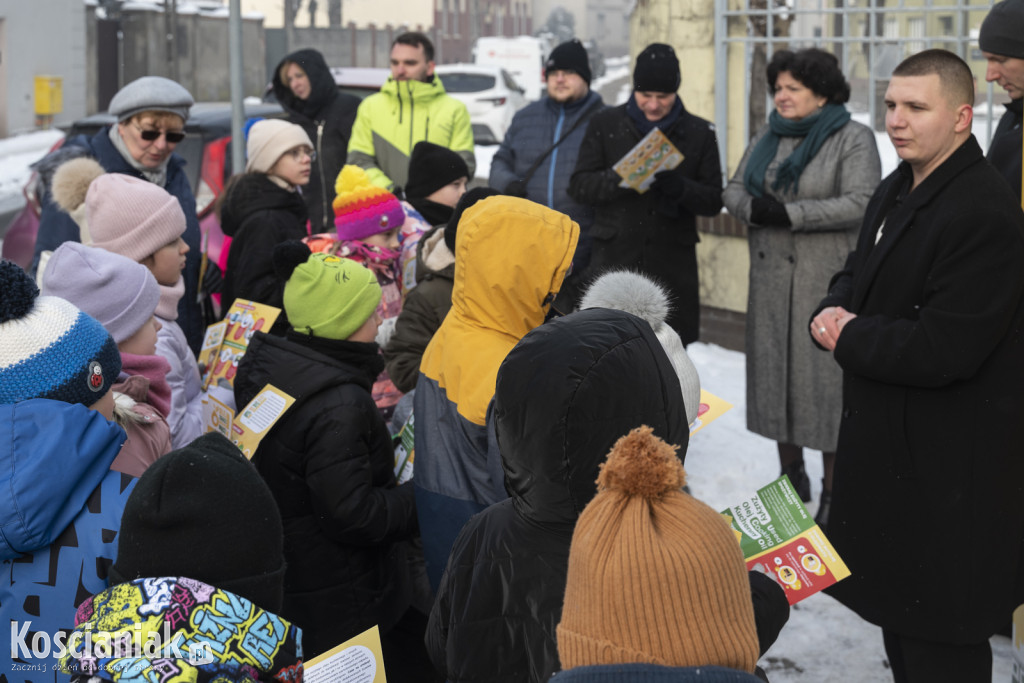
left=34, top=75, right=63, bottom=116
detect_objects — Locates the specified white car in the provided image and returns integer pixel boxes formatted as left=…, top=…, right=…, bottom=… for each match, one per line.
left=435, top=64, right=529, bottom=144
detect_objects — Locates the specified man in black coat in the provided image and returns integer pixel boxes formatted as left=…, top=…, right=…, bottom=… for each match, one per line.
left=273, top=49, right=362, bottom=231
left=979, top=0, right=1024, bottom=205
left=811, top=49, right=1024, bottom=682
left=568, top=43, right=722, bottom=345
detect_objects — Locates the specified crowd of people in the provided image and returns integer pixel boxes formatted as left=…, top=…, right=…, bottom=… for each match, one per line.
left=2, top=1, right=1024, bottom=680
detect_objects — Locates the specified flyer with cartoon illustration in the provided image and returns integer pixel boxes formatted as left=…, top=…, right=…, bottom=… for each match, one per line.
left=612, top=127, right=684, bottom=194
left=689, top=389, right=732, bottom=435
left=393, top=412, right=415, bottom=485
left=203, top=300, right=281, bottom=390
left=722, top=476, right=850, bottom=605
left=232, top=385, right=296, bottom=459
left=304, top=625, right=386, bottom=683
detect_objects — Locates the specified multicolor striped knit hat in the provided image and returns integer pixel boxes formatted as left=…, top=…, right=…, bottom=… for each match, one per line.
left=332, top=165, right=406, bottom=241
left=0, top=259, right=121, bottom=406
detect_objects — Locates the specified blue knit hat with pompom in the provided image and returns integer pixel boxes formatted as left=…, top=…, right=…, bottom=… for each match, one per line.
left=0, top=259, right=121, bottom=406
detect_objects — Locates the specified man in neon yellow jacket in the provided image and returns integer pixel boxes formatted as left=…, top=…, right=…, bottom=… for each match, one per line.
left=347, top=31, right=475, bottom=191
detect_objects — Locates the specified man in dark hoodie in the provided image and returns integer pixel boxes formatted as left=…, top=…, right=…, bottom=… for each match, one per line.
left=273, top=49, right=362, bottom=231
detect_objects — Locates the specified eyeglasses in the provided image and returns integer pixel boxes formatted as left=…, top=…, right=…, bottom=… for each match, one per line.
left=133, top=123, right=186, bottom=144
left=287, top=147, right=316, bottom=161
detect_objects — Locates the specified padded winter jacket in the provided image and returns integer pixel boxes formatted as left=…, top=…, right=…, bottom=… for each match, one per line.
left=220, top=172, right=309, bottom=334
left=347, top=75, right=475, bottom=190
left=425, top=308, right=690, bottom=683
left=489, top=90, right=604, bottom=229
left=413, top=196, right=578, bottom=590
left=384, top=225, right=454, bottom=393
left=33, top=128, right=204, bottom=353
left=1, top=400, right=135, bottom=682
left=234, top=331, right=417, bottom=658
left=272, top=48, right=362, bottom=231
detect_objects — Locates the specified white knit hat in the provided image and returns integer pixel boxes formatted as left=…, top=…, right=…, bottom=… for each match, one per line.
left=580, top=270, right=702, bottom=424
left=245, top=119, right=313, bottom=174
left=85, top=173, right=186, bottom=262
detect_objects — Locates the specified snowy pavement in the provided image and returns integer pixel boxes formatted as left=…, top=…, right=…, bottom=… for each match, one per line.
left=685, top=342, right=1014, bottom=682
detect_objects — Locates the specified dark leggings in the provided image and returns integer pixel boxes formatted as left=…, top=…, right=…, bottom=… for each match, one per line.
left=882, top=629, right=991, bottom=683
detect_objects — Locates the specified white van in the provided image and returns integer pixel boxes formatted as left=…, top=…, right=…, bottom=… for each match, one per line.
left=473, top=36, right=553, bottom=102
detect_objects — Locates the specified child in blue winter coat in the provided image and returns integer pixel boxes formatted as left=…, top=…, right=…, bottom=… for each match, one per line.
left=0, top=259, right=136, bottom=681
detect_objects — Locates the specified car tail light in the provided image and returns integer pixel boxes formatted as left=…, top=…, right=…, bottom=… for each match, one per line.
left=479, top=96, right=507, bottom=106
left=197, top=136, right=231, bottom=217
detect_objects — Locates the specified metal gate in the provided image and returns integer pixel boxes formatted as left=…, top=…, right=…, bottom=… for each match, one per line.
left=712, top=1, right=1000, bottom=176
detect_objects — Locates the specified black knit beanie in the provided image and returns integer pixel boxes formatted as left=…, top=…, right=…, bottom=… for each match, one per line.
left=979, top=0, right=1024, bottom=60
left=546, top=39, right=592, bottom=85
left=634, top=43, right=681, bottom=93
left=405, top=141, right=470, bottom=200
left=445, top=186, right=502, bottom=253
left=109, top=432, right=287, bottom=613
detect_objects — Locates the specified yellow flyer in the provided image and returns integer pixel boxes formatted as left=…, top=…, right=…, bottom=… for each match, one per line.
left=201, top=393, right=234, bottom=439
left=722, top=476, right=850, bottom=605
left=198, top=320, right=227, bottom=390
left=689, top=389, right=733, bottom=435
left=304, top=625, right=386, bottom=683
left=612, top=127, right=684, bottom=194
left=207, top=299, right=282, bottom=390
left=231, top=384, right=295, bottom=459
left=393, top=412, right=415, bottom=485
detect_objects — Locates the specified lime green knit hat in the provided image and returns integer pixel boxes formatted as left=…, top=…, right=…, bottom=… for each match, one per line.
left=282, top=250, right=381, bottom=340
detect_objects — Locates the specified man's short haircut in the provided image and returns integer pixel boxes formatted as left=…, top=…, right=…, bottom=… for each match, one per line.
left=766, top=48, right=851, bottom=105
left=393, top=31, right=435, bottom=62
left=892, top=49, right=975, bottom=108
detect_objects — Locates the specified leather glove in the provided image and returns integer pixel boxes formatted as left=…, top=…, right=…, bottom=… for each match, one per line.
left=749, top=196, right=792, bottom=227
left=504, top=179, right=529, bottom=198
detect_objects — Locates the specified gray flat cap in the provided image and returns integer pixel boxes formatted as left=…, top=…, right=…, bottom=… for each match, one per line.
left=108, top=76, right=194, bottom=123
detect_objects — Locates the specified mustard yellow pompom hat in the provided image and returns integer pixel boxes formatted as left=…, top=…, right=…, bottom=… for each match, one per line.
left=332, top=165, right=406, bottom=241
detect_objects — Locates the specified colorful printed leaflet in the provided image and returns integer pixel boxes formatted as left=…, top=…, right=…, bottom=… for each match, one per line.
left=305, top=625, right=387, bottom=682
left=722, top=476, right=851, bottom=605
left=612, top=127, right=684, bottom=194
left=203, top=300, right=282, bottom=390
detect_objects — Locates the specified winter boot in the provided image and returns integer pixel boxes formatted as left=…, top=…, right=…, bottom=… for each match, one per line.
left=780, top=460, right=811, bottom=502
left=815, top=481, right=832, bottom=532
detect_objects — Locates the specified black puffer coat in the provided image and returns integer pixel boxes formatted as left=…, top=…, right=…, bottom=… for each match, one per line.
left=426, top=308, right=691, bottom=683
left=272, top=49, right=362, bottom=231
left=220, top=173, right=308, bottom=334
left=235, top=331, right=417, bottom=658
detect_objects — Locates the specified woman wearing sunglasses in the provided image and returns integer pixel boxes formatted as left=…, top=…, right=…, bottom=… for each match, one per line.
left=32, top=76, right=205, bottom=356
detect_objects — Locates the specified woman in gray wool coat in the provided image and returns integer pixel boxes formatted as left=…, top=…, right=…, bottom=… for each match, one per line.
left=723, top=48, right=880, bottom=526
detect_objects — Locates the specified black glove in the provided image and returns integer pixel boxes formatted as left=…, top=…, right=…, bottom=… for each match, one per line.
left=749, top=196, right=792, bottom=227
left=504, top=179, right=529, bottom=198
left=650, top=169, right=688, bottom=198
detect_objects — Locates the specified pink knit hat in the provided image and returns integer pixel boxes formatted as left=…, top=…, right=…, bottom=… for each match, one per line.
left=332, top=165, right=405, bottom=241
left=85, top=173, right=186, bottom=261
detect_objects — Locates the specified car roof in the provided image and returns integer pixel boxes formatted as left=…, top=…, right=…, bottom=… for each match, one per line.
left=67, top=101, right=285, bottom=136
left=435, top=63, right=506, bottom=75
left=330, top=67, right=390, bottom=89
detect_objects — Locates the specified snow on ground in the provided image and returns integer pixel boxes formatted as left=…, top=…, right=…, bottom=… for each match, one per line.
left=685, top=341, right=1014, bottom=682
left=0, top=128, right=63, bottom=208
